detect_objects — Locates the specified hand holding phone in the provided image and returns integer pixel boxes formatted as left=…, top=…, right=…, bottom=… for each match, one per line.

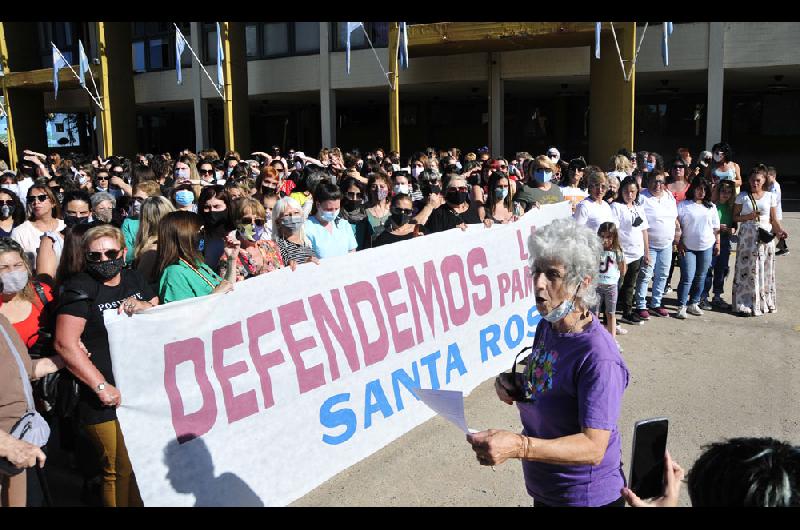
left=628, top=417, right=669, bottom=500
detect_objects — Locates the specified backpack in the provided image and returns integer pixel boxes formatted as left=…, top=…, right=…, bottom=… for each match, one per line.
left=29, top=282, right=90, bottom=419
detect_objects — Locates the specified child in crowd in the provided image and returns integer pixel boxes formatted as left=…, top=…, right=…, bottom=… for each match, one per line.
left=596, top=222, right=627, bottom=347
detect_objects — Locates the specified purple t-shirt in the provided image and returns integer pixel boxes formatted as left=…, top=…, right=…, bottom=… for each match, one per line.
left=517, top=315, right=629, bottom=506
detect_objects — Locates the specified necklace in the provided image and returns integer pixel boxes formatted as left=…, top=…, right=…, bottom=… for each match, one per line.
left=178, top=258, right=218, bottom=289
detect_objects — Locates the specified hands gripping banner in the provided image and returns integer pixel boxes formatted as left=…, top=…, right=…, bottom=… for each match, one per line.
left=106, top=202, right=572, bottom=506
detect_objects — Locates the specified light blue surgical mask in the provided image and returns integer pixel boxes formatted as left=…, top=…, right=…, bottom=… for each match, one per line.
left=541, top=286, right=580, bottom=324
left=175, top=190, right=195, bottom=206
left=495, top=187, right=509, bottom=200
left=534, top=170, right=552, bottom=184
left=646, top=161, right=655, bottom=172
left=319, top=209, right=339, bottom=223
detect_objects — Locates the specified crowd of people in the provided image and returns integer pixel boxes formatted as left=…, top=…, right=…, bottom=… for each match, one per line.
left=0, top=140, right=792, bottom=507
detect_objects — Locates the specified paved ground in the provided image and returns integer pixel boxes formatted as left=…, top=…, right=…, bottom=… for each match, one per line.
left=292, top=212, right=800, bottom=507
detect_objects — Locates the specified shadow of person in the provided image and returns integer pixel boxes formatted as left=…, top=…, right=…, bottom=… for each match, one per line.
left=163, top=438, right=264, bottom=507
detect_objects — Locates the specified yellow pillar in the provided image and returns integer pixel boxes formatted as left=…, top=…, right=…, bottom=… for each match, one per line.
left=0, top=22, right=16, bottom=169
left=388, top=22, right=400, bottom=155
left=222, top=22, right=235, bottom=153
left=97, top=22, right=113, bottom=157
left=589, top=22, right=636, bottom=166
left=221, top=22, right=250, bottom=155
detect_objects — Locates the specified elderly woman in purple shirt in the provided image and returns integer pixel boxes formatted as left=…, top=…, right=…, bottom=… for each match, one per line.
left=467, top=218, right=630, bottom=507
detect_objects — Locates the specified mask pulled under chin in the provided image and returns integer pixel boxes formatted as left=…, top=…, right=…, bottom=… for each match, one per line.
left=541, top=286, right=580, bottom=323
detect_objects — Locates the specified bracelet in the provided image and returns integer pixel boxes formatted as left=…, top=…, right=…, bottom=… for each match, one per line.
left=518, top=434, right=530, bottom=460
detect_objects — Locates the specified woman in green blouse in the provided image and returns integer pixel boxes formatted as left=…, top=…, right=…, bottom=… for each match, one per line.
left=156, top=211, right=236, bottom=303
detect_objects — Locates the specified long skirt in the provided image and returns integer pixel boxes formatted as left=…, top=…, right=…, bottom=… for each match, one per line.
left=731, top=222, right=777, bottom=315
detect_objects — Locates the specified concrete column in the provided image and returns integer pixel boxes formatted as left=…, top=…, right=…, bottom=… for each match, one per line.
left=589, top=22, right=636, bottom=166
left=97, top=22, right=137, bottom=157
left=319, top=22, right=336, bottom=148
left=222, top=22, right=250, bottom=155
left=190, top=22, right=209, bottom=152
left=706, top=22, right=724, bottom=150
left=489, top=52, right=504, bottom=158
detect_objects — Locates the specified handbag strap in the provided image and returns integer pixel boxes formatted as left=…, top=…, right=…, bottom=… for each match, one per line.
left=0, top=322, right=36, bottom=412
left=748, top=193, right=760, bottom=217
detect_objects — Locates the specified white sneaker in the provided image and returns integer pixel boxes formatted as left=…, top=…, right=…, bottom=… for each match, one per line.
left=674, top=306, right=687, bottom=319
left=687, top=303, right=704, bottom=316
left=664, top=286, right=673, bottom=294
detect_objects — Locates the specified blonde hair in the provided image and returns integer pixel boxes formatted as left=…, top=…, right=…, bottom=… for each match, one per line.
left=134, top=196, right=175, bottom=260
left=83, top=225, right=126, bottom=252
left=236, top=197, right=265, bottom=222
left=610, top=154, right=632, bottom=174
left=134, top=180, right=162, bottom=197
left=534, top=155, right=557, bottom=172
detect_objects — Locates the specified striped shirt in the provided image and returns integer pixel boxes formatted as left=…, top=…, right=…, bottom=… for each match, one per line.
left=276, top=237, right=315, bottom=265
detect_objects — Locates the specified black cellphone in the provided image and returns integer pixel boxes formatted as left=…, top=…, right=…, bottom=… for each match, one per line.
left=629, top=417, right=669, bottom=499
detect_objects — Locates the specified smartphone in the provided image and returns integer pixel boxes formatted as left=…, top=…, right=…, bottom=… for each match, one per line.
left=628, top=417, right=669, bottom=499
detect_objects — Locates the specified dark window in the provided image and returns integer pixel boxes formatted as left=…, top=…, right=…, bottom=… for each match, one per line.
left=263, top=23, right=290, bottom=58
left=38, top=22, right=79, bottom=69
left=132, top=41, right=146, bottom=73
left=131, top=22, right=190, bottom=73
left=332, top=22, right=389, bottom=52
left=294, top=22, right=320, bottom=54
left=245, top=23, right=259, bottom=58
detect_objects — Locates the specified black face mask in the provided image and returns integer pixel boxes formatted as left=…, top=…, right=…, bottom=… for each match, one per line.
left=446, top=190, right=469, bottom=205
left=262, top=185, right=278, bottom=197
left=87, top=257, right=125, bottom=281
left=64, top=215, right=90, bottom=227
left=390, top=208, right=412, bottom=227
left=203, top=210, right=228, bottom=228
left=342, top=198, right=362, bottom=212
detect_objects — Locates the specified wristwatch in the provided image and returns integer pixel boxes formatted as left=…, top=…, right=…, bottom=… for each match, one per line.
left=95, top=382, right=107, bottom=393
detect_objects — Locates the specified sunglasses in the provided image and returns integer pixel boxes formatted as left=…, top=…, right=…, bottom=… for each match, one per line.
left=447, top=186, right=469, bottom=193
left=346, top=192, right=362, bottom=199
left=241, top=217, right=265, bottom=226
left=85, top=249, right=121, bottom=262
left=28, top=194, right=50, bottom=203
left=96, top=176, right=110, bottom=181
left=653, top=180, right=666, bottom=185
left=198, top=169, right=214, bottom=175
left=392, top=208, right=413, bottom=216
left=0, top=200, right=14, bottom=206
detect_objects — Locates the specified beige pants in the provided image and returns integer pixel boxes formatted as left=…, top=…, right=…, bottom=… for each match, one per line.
left=84, top=419, right=143, bottom=507
left=0, top=469, right=27, bottom=507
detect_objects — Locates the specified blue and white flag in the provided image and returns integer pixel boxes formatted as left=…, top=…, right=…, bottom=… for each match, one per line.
left=662, top=22, right=673, bottom=66
left=78, top=40, right=90, bottom=88
left=216, top=22, right=225, bottom=90
left=345, top=22, right=362, bottom=74
left=398, top=22, right=409, bottom=70
left=175, top=28, right=187, bottom=85
left=52, top=44, right=68, bottom=99
left=595, top=22, right=601, bottom=59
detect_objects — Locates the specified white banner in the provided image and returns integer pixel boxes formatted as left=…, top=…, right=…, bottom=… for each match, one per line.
left=106, top=201, right=572, bottom=506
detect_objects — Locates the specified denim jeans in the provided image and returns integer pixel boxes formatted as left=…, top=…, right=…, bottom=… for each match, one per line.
left=702, top=234, right=731, bottom=299
left=678, top=247, right=714, bottom=306
left=635, top=246, right=672, bottom=309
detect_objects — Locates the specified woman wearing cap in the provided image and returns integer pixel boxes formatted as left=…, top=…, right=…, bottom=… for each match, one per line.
left=466, top=218, right=629, bottom=507
left=731, top=165, right=788, bottom=316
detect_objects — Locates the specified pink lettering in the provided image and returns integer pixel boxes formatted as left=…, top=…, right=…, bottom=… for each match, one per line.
left=441, top=255, right=470, bottom=326
left=511, top=269, right=525, bottom=303
left=497, top=273, right=511, bottom=307
left=279, top=300, right=325, bottom=394
left=212, top=322, right=257, bottom=424
left=345, top=281, right=390, bottom=367
left=309, top=290, right=359, bottom=380
left=404, top=260, right=450, bottom=343
left=376, top=271, right=415, bottom=354
left=246, top=310, right=285, bottom=410
left=517, top=229, right=529, bottom=260
left=467, top=247, right=492, bottom=316
left=164, top=338, right=217, bottom=443
left=523, top=265, right=533, bottom=298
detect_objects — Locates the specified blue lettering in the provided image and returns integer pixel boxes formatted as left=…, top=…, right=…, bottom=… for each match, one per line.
left=364, top=380, right=394, bottom=429
left=391, top=363, right=421, bottom=411
left=445, top=343, right=467, bottom=384
left=320, top=393, right=357, bottom=445
left=419, top=350, right=442, bottom=389
left=479, top=324, right=502, bottom=362
left=526, top=305, right=540, bottom=338
left=504, top=315, right=525, bottom=350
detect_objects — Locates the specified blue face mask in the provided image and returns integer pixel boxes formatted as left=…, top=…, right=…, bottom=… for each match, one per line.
left=534, top=170, right=552, bottom=184
left=646, top=162, right=655, bottom=172
left=319, top=209, right=339, bottom=223
left=495, top=187, right=509, bottom=200
left=175, top=190, right=194, bottom=206
left=541, top=286, right=580, bottom=324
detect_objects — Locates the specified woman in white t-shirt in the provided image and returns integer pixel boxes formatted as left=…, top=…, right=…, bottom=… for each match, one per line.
left=611, top=176, right=650, bottom=325
left=573, top=171, right=615, bottom=232
left=731, top=166, right=788, bottom=316
left=635, top=173, right=680, bottom=318
left=675, top=178, right=720, bottom=319
left=10, top=184, right=65, bottom=268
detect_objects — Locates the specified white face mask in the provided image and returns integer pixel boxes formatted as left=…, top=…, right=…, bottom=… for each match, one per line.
left=1, top=269, right=29, bottom=294
left=411, top=167, right=421, bottom=178
left=713, top=153, right=723, bottom=163
left=394, top=184, right=410, bottom=195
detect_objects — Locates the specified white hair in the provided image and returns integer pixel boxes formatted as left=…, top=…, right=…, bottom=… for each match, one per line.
left=272, top=196, right=307, bottom=243
left=527, top=218, right=602, bottom=308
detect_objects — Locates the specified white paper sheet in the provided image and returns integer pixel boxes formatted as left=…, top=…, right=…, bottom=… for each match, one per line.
left=415, top=388, right=474, bottom=434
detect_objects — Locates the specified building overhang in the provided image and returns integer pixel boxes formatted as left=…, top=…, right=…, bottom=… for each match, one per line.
left=1, top=64, right=102, bottom=91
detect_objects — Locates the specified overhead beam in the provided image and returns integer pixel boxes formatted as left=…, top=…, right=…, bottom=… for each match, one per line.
left=2, top=64, right=103, bottom=90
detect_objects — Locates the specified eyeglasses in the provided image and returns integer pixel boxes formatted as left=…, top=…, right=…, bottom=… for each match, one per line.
left=392, top=208, right=413, bottom=216
left=241, top=217, right=265, bottom=226
left=0, top=200, right=14, bottom=206
left=447, top=186, right=469, bottom=193
left=499, top=165, right=508, bottom=169
left=28, top=194, right=50, bottom=203
left=198, top=169, right=214, bottom=175
left=85, top=249, right=121, bottom=262
left=653, top=180, right=666, bottom=185
left=346, top=192, right=362, bottom=199
left=589, top=184, right=608, bottom=190
left=96, top=176, right=110, bottom=181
